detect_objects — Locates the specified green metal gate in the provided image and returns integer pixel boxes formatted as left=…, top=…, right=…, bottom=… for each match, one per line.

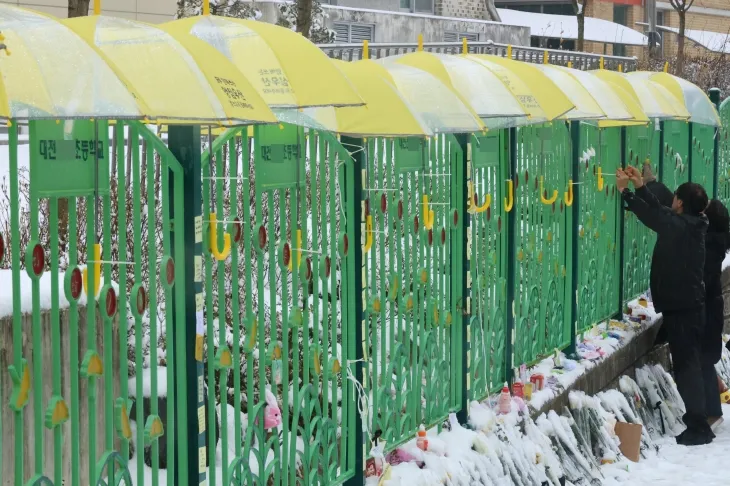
left=2, top=120, right=189, bottom=486
left=512, top=123, right=571, bottom=367
left=662, top=121, right=690, bottom=189
left=690, top=123, right=717, bottom=191
left=199, top=124, right=357, bottom=485
left=360, top=134, right=463, bottom=447
left=467, top=132, right=509, bottom=399
left=719, top=100, right=730, bottom=207
left=576, top=125, right=621, bottom=333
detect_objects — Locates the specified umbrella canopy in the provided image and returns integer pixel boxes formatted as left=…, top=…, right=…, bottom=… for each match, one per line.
left=631, top=71, right=721, bottom=127
left=387, top=52, right=529, bottom=128
left=163, top=16, right=363, bottom=109
left=0, top=4, right=142, bottom=121
left=275, top=60, right=432, bottom=137
left=533, top=64, right=640, bottom=123
left=591, top=69, right=690, bottom=121
left=358, top=59, right=484, bottom=134
left=63, top=15, right=276, bottom=126
left=466, top=54, right=574, bottom=123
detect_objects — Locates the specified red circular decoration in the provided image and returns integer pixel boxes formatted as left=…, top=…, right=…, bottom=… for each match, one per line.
left=605, top=185, right=609, bottom=196
left=398, top=200, right=404, bottom=220
left=283, top=242, right=291, bottom=266
left=342, top=234, right=349, bottom=256
left=105, top=288, right=117, bottom=318
left=428, top=229, right=433, bottom=246
left=305, top=258, right=313, bottom=281
left=525, top=170, right=529, bottom=183
left=560, top=201, right=564, bottom=212
left=380, top=193, right=387, bottom=213
left=453, top=210, right=459, bottom=226
left=514, top=175, right=519, bottom=189
left=497, top=217, right=502, bottom=232
left=593, top=165, right=596, bottom=176
left=414, top=215, right=419, bottom=234
left=324, top=256, right=331, bottom=278
left=552, top=202, right=556, bottom=213
left=0, top=233, right=4, bottom=262
left=137, top=286, right=148, bottom=315
left=166, top=258, right=175, bottom=286
left=364, top=198, right=370, bottom=216
left=543, top=189, right=547, bottom=199
left=258, top=225, right=267, bottom=249
left=232, top=218, right=242, bottom=243
left=32, top=243, right=44, bottom=277
left=70, top=268, right=83, bottom=300
left=486, top=206, right=491, bottom=221
left=441, top=228, right=446, bottom=245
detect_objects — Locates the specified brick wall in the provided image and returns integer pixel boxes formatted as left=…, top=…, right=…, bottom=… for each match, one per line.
left=438, top=0, right=489, bottom=20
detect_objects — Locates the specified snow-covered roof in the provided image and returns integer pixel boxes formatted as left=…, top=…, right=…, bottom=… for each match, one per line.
left=656, top=25, right=730, bottom=54
left=498, top=8, right=648, bottom=46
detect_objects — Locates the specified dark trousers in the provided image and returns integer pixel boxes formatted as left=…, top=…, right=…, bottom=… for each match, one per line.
left=703, top=296, right=724, bottom=418
left=663, top=307, right=709, bottom=432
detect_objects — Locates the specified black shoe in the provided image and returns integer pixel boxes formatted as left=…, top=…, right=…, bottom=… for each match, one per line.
left=676, top=428, right=713, bottom=446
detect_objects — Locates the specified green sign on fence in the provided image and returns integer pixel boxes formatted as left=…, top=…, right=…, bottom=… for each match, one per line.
left=254, top=123, right=305, bottom=190
left=29, top=119, right=110, bottom=199
left=394, top=137, right=424, bottom=173
left=472, top=133, right=500, bottom=168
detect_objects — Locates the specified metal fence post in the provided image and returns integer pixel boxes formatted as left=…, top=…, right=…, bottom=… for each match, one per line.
left=341, top=136, right=365, bottom=486
left=454, top=134, right=469, bottom=423
left=709, top=88, right=721, bottom=199
left=617, top=127, right=628, bottom=314
left=505, top=127, right=517, bottom=384
left=568, top=122, right=581, bottom=353
left=167, top=125, right=206, bottom=486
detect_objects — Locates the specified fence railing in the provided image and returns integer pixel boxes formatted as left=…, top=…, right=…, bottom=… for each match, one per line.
left=317, top=41, right=638, bottom=71
left=3, top=103, right=727, bottom=485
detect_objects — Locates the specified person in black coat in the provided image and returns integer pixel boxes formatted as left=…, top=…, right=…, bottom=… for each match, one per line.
left=640, top=163, right=730, bottom=423
left=618, top=166, right=712, bottom=445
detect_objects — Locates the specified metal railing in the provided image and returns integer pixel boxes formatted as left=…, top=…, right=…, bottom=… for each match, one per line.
left=318, top=41, right=638, bottom=71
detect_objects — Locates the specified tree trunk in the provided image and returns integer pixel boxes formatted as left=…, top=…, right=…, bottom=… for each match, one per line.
left=295, top=0, right=313, bottom=39
left=577, top=11, right=585, bottom=52
left=68, top=0, right=91, bottom=18
left=676, top=10, right=687, bottom=76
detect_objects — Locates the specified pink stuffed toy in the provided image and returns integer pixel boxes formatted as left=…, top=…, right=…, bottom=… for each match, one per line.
left=255, top=387, right=282, bottom=430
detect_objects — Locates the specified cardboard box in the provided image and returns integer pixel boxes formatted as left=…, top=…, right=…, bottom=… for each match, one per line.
left=615, top=422, right=642, bottom=463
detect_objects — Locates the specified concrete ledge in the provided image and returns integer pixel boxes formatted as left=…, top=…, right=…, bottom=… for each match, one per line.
left=533, top=319, right=670, bottom=417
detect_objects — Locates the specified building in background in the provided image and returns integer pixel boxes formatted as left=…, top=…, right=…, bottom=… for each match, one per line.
left=0, top=0, right=176, bottom=22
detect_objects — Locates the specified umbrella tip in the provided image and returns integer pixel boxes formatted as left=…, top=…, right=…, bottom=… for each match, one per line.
left=462, top=37, right=467, bottom=55
left=93, top=0, right=101, bottom=15
left=417, top=34, right=423, bottom=52
left=663, top=61, right=669, bottom=73
left=203, top=0, right=210, bottom=15
left=363, top=40, right=369, bottom=60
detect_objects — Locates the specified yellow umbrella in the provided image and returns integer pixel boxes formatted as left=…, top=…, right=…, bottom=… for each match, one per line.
left=358, top=59, right=484, bottom=134
left=388, top=52, right=531, bottom=128
left=632, top=71, right=721, bottom=127
left=163, top=16, right=363, bottom=109
left=275, top=60, right=432, bottom=137
left=591, top=70, right=690, bottom=122
left=0, top=4, right=142, bottom=121
left=533, top=65, right=640, bottom=123
left=63, top=15, right=276, bottom=125
left=466, top=54, right=574, bottom=123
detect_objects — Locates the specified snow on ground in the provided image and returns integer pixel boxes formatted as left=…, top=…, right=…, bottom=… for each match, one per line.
left=600, top=404, right=730, bottom=486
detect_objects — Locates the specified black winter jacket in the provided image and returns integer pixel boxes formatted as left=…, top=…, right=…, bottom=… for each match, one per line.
left=622, top=185, right=708, bottom=314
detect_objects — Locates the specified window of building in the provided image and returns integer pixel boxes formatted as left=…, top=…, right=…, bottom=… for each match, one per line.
left=444, top=32, right=480, bottom=42
left=495, top=2, right=573, bottom=15
left=613, top=4, right=628, bottom=56
left=333, top=22, right=375, bottom=43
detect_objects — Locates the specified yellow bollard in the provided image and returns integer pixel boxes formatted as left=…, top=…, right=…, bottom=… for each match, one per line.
left=203, top=0, right=210, bottom=15
left=93, top=0, right=101, bottom=15
left=363, top=40, right=369, bottom=60
left=506, top=44, right=512, bottom=59
left=417, top=34, right=424, bottom=52
left=462, top=37, right=468, bottom=54
left=600, top=57, right=605, bottom=70
left=663, top=61, right=669, bottom=73
left=543, top=50, right=548, bottom=65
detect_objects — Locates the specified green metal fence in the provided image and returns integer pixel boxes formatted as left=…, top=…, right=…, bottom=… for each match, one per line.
left=1, top=110, right=726, bottom=485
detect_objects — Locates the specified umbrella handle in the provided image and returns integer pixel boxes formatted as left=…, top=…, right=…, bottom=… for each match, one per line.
left=287, top=229, right=303, bottom=272
left=467, top=181, right=491, bottom=214
left=422, top=195, right=435, bottom=230
left=82, top=243, right=102, bottom=296
left=364, top=216, right=373, bottom=253
left=209, top=212, right=232, bottom=261
left=504, top=179, right=514, bottom=213
left=539, top=176, right=558, bottom=205
left=564, top=180, right=574, bottom=207
left=597, top=167, right=605, bottom=192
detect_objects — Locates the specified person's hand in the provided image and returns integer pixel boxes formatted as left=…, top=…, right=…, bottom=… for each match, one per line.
left=625, top=166, right=644, bottom=189
left=616, top=169, right=629, bottom=192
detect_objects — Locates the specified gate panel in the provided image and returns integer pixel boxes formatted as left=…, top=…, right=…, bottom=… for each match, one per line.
left=719, top=100, right=730, bottom=207
left=662, top=121, right=690, bottom=189
left=1, top=120, right=184, bottom=486
left=467, top=132, right=508, bottom=399
left=200, top=125, right=354, bottom=485
left=623, top=123, right=660, bottom=303
left=576, top=125, right=621, bottom=333
left=512, top=123, right=571, bottom=367
left=361, top=134, right=460, bottom=447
